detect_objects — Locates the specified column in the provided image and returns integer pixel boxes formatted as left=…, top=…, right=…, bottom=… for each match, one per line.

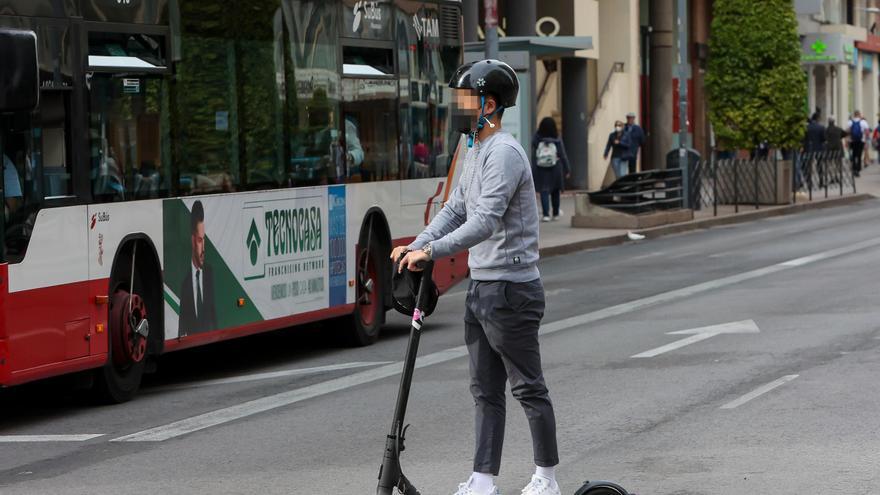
left=808, top=66, right=816, bottom=117
left=855, top=50, right=863, bottom=115
left=650, top=0, right=674, bottom=169
left=871, top=53, right=879, bottom=126
left=562, top=58, right=589, bottom=189
left=506, top=0, right=536, bottom=36
left=838, top=64, right=849, bottom=123
left=462, top=0, right=478, bottom=43
left=826, top=65, right=834, bottom=118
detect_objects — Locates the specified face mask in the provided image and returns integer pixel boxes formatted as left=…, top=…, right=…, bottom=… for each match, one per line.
left=615, top=126, right=623, bottom=132
left=450, top=110, right=475, bottom=136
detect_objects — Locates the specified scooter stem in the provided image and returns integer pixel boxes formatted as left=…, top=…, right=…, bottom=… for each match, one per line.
left=376, top=262, right=433, bottom=495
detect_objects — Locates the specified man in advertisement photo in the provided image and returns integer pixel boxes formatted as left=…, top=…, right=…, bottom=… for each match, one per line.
left=179, top=200, right=217, bottom=335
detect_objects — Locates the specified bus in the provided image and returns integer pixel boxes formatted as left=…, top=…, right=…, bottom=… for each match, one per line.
left=0, top=0, right=467, bottom=402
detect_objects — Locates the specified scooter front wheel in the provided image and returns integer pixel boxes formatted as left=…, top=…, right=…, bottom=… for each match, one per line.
left=573, top=480, right=630, bottom=495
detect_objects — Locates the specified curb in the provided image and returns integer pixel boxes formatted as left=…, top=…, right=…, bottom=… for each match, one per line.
left=538, top=193, right=876, bottom=258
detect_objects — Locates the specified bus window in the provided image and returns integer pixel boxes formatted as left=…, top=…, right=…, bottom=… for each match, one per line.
left=234, top=0, right=289, bottom=191
left=173, top=4, right=242, bottom=195
left=35, top=91, right=72, bottom=199
left=1, top=113, right=32, bottom=262
left=1, top=90, right=72, bottom=262
left=284, top=0, right=342, bottom=187
left=341, top=44, right=399, bottom=183
left=396, top=3, right=461, bottom=180
left=89, top=75, right=170, bottom=202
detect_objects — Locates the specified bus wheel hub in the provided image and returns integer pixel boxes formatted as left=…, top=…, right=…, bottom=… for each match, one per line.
left=111, top=290, right=148, bottom=365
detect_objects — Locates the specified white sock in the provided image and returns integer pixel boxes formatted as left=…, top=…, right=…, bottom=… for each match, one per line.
left=469, top=472, right=495, bottom=492
left=535, top=465, right=557, bottom=487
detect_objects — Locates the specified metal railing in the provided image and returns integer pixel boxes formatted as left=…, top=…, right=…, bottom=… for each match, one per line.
left=793, top=150, right=856, bottom=201
left=688, top=151, right=856, bottom=216
left=588, top=168, right=684, bottom=214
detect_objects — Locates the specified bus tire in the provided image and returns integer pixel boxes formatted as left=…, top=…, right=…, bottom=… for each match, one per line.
left=94, top=241, right=158, bottom=403
left=344, top=233, right=386, bottom=346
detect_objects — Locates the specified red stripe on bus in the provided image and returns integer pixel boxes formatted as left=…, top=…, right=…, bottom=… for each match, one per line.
left=163, top=304, right=356, bottom=353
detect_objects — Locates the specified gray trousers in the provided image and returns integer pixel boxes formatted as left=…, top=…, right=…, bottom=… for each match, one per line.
left=464, top=279, right=559, bottom=475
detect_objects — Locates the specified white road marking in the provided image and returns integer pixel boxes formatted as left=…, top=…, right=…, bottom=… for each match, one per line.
left=544, top=288, right=571, bottom=297
left=631, top=320, right=760, bottom=358
left=630, top=251, right=666, bottom=261
left=668, top=250, right=700, bottom=260
left=0, top=434, right=104, bottom=442
left=113, top=237, right=880, bottom=442
left=154, top=362, right=392, bottom=392
left=112, top=349, right=466, bottom=442
left=720, top=374, right=799, bottom=409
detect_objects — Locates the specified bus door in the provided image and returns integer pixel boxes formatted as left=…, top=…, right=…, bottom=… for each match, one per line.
left=0, top=18, right=97, bottom=377
left=84, top=26, right=170, bottom=356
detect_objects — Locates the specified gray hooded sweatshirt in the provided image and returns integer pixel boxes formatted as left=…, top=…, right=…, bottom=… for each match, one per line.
left=408, top=131, right=540, bottom=283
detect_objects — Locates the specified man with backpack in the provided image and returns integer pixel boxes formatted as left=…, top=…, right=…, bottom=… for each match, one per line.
left=847, top=110, right=869, bottom=177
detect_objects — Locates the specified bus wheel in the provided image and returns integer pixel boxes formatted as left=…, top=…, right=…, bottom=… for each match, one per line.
left=95, top=271, right=151, bottom=404
left=346, top=236, right=385, bottom=346
left=109, top=290, right=148, bottom=366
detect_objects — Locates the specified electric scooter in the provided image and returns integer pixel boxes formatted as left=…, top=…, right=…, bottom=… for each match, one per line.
left=376, top=261, right=633, bottom=495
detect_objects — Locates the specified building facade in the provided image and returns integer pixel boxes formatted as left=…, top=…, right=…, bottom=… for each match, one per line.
left=797, top=0, right=880, bottom=131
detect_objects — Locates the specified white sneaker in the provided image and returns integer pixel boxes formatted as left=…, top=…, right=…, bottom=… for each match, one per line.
left=542, top=216, right=551, bottom=222
left=452, top=481, right=500, bottom=495
left=520, top=474, right=560, bottom=495
left=551, top=216, right=559, bottom=221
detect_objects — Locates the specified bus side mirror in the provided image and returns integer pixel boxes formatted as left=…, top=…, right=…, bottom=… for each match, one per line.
left=0, top=29, right=39, bottom=113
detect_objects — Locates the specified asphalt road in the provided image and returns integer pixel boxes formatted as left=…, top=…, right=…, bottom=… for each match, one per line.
left=2, top=199, right=880, bottom=494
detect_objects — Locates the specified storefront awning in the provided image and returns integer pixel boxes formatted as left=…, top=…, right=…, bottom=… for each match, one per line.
left=464, top=36, right=593, bottom=57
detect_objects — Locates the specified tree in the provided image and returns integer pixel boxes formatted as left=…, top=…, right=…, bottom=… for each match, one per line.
left=706, top=0, right=807, bottom=150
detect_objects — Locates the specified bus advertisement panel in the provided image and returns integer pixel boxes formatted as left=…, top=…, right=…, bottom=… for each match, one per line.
left=160, top=187, right=347, bottom=339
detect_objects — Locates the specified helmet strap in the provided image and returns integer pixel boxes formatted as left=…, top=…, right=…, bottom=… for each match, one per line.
left=469, top=96, right=503, bottom=148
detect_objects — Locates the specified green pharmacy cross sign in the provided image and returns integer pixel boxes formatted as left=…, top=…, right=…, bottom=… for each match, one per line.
left=802, top=34, right=854, bottom=65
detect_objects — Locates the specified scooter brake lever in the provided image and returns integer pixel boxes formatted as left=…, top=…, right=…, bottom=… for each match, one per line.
left=398, top=424, right=411, bottom=452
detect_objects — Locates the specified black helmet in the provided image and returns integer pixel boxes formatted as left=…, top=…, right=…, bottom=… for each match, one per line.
left=449, top=59, right=519, bottom=108
left=391, top=259, right=439, bottom=318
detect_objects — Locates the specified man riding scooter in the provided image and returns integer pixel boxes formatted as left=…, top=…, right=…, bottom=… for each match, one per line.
left=392, top=59, right=560, bottom=495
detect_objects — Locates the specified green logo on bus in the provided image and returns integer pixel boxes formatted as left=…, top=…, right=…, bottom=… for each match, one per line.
left=247, top=219, right=262, bottom=266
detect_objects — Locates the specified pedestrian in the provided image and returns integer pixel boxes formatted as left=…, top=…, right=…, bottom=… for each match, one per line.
left=532, top=117, right=571, bottom=222
left=803, top=113, right=826, bottom=187
left=872, top=117, right=880, bottom=165
left=622, top=111, right=645, bottom=174
left=805, top=112, right=826, bottom=153
left=826, top=116, right=845, bottom=152
left=846, top=110, right=869, bottom=177
left=392, top=59, right=561, bottom=495
left=603, top=120, right=629, bottom=179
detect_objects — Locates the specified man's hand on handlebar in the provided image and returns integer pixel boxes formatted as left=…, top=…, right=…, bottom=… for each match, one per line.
left=397, top=249, right=430, bottom=273
left=390, top=245, right=409, bottom=263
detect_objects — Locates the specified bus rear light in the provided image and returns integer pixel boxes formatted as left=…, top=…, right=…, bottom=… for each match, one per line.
left=94, top=295, right=109, bottom=305
left=237, top=298, right=245, bottom=307
left=96, top=323, right=104, bottom=334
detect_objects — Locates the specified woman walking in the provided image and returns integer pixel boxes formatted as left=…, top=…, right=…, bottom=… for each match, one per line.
left=603, top=120, right=629, bottom=178
left=532, top=117, right=571, bottom=222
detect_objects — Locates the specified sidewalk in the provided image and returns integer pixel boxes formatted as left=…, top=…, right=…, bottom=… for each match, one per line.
left=537, top=165, right=880, bottom=256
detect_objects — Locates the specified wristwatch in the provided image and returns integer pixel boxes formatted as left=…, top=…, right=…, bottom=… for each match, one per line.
left=421, top=243, right=433, bottom=260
